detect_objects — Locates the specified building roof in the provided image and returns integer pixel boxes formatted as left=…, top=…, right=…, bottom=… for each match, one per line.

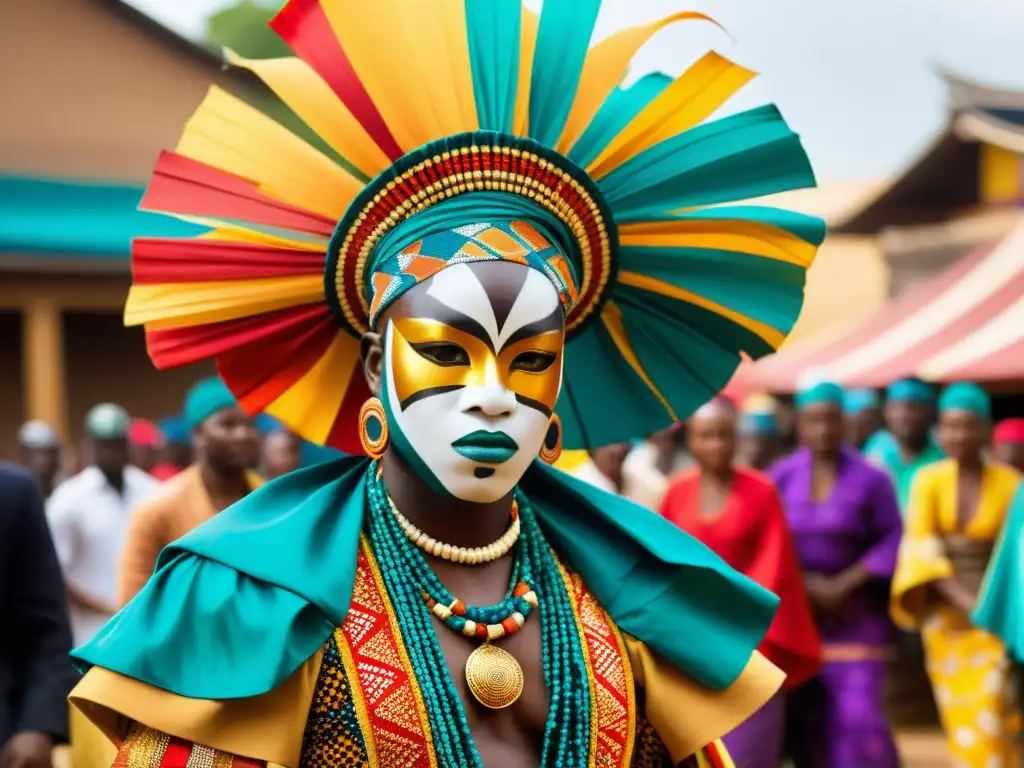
left=0, top=175, right=202, bottom=270
left=834, top=69, right=1024, bottom=235
left=736, top=220, right=1024, bottom=390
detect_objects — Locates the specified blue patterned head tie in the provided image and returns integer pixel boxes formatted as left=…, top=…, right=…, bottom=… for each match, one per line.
left=368, top=221, right=579, bottom=327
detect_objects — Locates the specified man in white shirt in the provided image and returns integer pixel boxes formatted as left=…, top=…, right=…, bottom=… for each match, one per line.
left=46, top=404, right=160, bottom=647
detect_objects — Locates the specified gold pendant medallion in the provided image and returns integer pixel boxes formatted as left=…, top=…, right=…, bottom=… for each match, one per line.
left=465, top=644, right=524, bottom=709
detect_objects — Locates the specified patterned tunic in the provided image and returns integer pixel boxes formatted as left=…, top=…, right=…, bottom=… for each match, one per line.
left=106, top=543, right=735, bottom=768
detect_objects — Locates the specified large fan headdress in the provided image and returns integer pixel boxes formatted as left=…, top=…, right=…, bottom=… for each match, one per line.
left=127, top=0, right=824, bottom=453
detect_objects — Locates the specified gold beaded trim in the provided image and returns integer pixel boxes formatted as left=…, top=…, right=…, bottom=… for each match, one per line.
left=333, top=144, right=612, bottom=337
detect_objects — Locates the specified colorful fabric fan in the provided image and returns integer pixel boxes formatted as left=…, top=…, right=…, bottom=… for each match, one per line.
left=125, top=0, right=824, bottom=453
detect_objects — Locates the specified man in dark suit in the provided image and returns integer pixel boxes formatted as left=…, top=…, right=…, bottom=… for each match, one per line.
left=0, top=464, right=75, bottom=768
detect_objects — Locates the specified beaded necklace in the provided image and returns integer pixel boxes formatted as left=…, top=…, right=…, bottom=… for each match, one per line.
left=364, top=461, right=593, bottom=767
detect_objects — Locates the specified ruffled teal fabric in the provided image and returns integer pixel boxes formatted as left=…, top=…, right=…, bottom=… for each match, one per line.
left=465, top=0, right=521, bottom=133
left=72, top=456, right=778, bottom=699
left=973, top=484, right=1024, bottom=661
left=569, top=74, right=673, bottom=168
left=528, top=0, right=603, bottom=146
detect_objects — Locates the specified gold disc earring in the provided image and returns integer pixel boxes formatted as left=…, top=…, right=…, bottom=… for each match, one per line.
left=358, top=397, right=390, bottom=459
left=538, top=414, right=562, bottom=464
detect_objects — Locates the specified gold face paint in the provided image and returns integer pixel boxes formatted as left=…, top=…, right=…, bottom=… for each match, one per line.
left=391, top=318, right=563, bottom=414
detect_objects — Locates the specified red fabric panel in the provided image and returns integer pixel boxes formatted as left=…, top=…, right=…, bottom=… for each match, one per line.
left=324, top=371, right=372, bottom=454
left=271, top=0, right=402, bottom=160
left=145, top=305, right=332, bottom=370
left=132, top=238, right=325, bottom=284
left=215, top=308, right=339, bottom=414
left=660, top=467, right=822, bottom=688
left=143, top=152, right=335, bottom=236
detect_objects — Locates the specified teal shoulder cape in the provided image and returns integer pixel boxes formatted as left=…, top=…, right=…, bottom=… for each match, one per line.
left=973, top=483, right=1024, bottom=661
left=73, top=456, right=777, bottom=698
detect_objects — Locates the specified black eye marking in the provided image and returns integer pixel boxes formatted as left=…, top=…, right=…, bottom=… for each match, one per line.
left=411, top=341, right=470, bottom=367
left=510, top=350, right=556, bottom=373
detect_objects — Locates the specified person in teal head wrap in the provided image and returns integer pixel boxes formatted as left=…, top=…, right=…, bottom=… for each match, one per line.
left=150, top=416, right=192, bottom=481
left=864, top=378, right=944, bottom=515
left=116, top=377, right=263, bottom=604
left=771, top=379, right=903, bottom=768
left=68, top=3, right=828, bottom=766
left=737, top=394, right=785, bottom=471
left=890, top=382, right=1022, bottom=764
left=843, top=388, right=882, bottom=451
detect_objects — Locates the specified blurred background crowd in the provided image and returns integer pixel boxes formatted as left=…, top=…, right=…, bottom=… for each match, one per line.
left=2, top=1, right=1023, bottom=767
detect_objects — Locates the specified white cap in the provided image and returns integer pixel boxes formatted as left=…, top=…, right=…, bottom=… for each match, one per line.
left=18, top=420, right=59, bottom=449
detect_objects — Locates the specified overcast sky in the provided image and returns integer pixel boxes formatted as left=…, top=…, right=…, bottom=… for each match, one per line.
left=126, top=0, right=1023, bottom=182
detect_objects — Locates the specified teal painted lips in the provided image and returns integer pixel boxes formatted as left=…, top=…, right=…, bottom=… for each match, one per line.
left=451, top=430, right=519, bottom=464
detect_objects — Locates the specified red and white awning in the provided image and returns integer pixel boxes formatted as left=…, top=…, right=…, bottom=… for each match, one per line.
left=738, top=221, right=1024, bottom=392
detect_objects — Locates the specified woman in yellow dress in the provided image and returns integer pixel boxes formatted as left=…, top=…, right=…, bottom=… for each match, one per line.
left=891, top=382, right=1021, bottom=767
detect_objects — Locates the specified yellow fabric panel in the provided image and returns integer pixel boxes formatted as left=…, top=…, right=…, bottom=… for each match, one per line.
left=176, top=87, right=361, bottom=220
left=920, top=609, right=1018, bottom=764
left=68, top=652, right=324, bottom=768
left=266, top=332, right=362, bottom=445
left=199, top=225, right=328, bottom=252
left=618, top=271, right=785, bottom=349
left=224, top=50, right=391, bottom=179
left=513, top=8, right=540, bottom=136
left=437, top=0, right=480, bottom=131
left=124, top=275, right=324, bottom=330
left=321, top=0, right=475, bottom=152
left=600, top=302, right=677, bottom=419
left=619, top=219, right=817, bottom=268
left=979, top=143, right=1022, bottom=204
left=555, top=449, right=591, bottom=473
left=587, top=52, right=755, bottom=179
left=70, top=703, right=116, bottom=768
left=556, top=12, right=716, bottom=153
left=625, top=638, right=783, bottom=764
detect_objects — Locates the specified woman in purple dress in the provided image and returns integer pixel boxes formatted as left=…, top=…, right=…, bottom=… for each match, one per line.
left=770, top=381, right=903, bottom=767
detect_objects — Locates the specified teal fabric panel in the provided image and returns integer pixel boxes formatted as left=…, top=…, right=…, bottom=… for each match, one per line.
left=526, top=0, right=601, bottom=146
left=974, top=485, right=1024, bottom=661
left=464, top=0, right=522, bottom=133
left=569, top=74, right=673, bottom=168
left=73, top=455, right=778, bottom=697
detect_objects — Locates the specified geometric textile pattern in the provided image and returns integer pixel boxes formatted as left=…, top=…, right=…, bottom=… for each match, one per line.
left=299, top=632, right=371, bottom=767
left=334, top=540, right=438, bottom=768
left=369, top=220, right=578, bottom=325
left=562, top=568, right=637, bottom=767
left=111, top=723, right=264, bottom=768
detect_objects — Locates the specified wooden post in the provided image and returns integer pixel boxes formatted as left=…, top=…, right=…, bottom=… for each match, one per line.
left=22, top=297, right=68, bottom=439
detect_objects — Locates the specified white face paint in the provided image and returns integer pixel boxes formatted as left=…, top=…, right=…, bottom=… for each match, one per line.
left=383, top=263, right=564, bottom=502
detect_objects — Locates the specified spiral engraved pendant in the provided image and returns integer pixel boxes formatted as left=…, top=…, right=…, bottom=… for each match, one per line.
left=465, top=644, right=524, bottom=709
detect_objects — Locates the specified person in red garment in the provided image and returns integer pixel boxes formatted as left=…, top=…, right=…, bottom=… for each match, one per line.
left=661, top=397, right=821, bottom=768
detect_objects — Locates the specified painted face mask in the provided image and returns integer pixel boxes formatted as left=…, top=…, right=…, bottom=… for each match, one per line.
left=381, top=262, right=564, bottom=502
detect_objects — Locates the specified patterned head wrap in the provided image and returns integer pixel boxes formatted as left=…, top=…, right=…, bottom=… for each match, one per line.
left=123, top=0, right=823, bottom=453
